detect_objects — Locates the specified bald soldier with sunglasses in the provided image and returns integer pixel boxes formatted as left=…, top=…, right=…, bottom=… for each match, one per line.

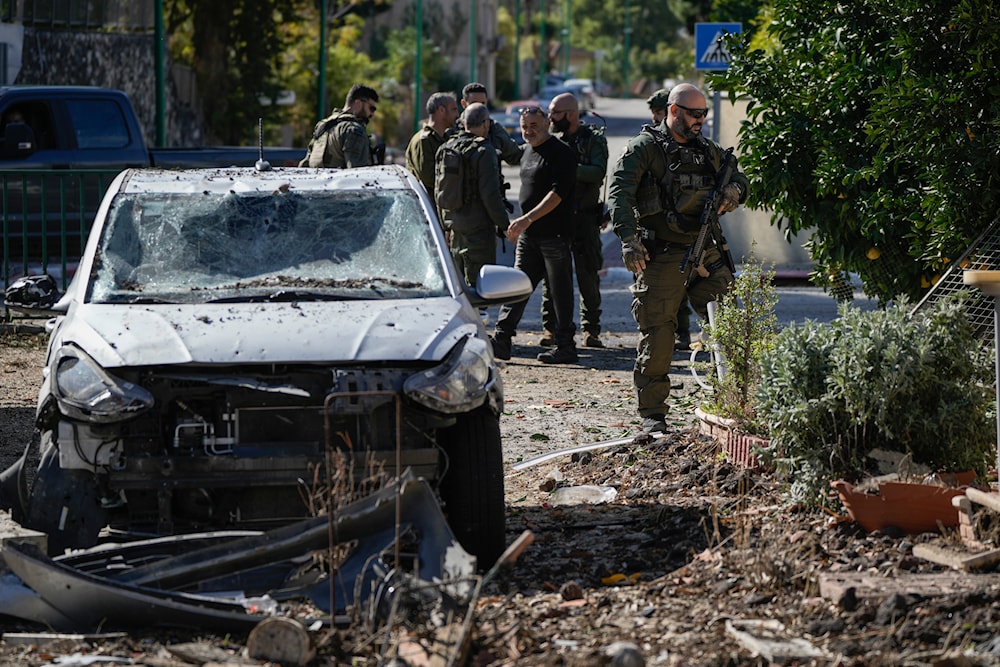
left=607, top=83, right=749, bottom=435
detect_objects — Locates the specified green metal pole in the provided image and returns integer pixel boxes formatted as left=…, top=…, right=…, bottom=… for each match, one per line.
left=154, top=0, right=165, bottom=146
left=469, top=0, right=477, bottom=82
left=514, top=0, right=521, bottom=97
left=538, top=0, right=546, bottom=91
left=318, top=0, right=327, bottom=121
left=562, top=0, right=569, bottom=75
left=415, top=0, right=423, bottom=134
left=623, top=0, right=631, bottom=98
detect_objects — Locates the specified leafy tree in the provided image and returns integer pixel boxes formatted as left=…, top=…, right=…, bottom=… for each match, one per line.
left=165, top=0, right=300, bottom=145
left=712, top=0, right=1000, bottom=302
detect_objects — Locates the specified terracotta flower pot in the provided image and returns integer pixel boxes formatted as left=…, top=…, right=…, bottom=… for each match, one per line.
left=831, top=472, right=977, bottom=534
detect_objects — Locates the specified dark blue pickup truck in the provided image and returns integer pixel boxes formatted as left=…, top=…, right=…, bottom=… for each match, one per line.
left=0, top=85, right=303, bottom=169
left=0, top=86, right=304, bottom=279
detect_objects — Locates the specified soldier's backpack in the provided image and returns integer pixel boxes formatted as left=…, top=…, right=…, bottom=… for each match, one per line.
left=434, top=134, right=481, bottom=212
left=298, top=111, right=355, bottom=167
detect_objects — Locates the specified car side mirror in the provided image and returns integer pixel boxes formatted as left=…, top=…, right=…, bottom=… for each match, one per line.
left=2, top=122, right=36, bottom=159
left=467, top=265, right=532, bottom=308
left=4, top=274, right=61, bottom=314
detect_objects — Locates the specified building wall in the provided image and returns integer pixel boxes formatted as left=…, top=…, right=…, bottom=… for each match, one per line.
left=13, top=28, right=202, bottom=147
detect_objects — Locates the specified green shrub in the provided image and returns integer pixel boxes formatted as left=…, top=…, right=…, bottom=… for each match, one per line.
left=755, top=293, right=995, bottom=506
left=701, top=251, right=779, bottom=433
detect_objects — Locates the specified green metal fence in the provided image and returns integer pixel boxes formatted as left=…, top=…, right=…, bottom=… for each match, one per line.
left=1, top=168, right=120, bottom=293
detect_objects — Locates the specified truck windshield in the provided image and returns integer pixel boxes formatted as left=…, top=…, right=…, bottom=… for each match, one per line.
left=86, top=189, right=448, bottom=304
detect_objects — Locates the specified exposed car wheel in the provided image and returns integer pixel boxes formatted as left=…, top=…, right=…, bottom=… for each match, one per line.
left=27, top=431, right=108, bottom=555
left=437, top=406, right=506, bottom=569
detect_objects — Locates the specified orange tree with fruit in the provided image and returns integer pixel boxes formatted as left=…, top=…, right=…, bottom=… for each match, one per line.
left=712, top=0, right=1000, bottom=303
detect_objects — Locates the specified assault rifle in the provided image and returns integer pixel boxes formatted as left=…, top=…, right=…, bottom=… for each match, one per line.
left=680, top=147, right=737, bottom=288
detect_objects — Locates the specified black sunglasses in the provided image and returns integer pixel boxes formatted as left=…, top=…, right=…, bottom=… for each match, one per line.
left=674, top=103, right=709, bottom=119
left=519, top=106, right=547, bottom=118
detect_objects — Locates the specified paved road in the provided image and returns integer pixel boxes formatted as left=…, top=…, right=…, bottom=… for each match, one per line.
left=489, top=97, right=875, bottom=335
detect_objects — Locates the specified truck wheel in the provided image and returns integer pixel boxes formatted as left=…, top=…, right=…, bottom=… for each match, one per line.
left=26, top=431, right=107, bottom=555
left=437, top=407, right=506, bottom=569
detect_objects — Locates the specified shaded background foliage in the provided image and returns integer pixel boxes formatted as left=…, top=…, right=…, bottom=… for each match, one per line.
left=713, top=0, right=1000, bottom=302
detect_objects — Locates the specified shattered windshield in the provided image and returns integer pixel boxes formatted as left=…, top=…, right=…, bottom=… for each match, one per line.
left=87, top=189, right=448, bottom=304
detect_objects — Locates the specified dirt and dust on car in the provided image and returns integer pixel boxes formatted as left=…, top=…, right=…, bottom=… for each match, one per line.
left=0, top=164, right=542, bottom=644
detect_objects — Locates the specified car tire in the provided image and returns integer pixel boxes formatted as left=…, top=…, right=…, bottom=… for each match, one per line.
left=27, top=431, right=108, bottom=555
left=437, top=406, right=506, bottom=569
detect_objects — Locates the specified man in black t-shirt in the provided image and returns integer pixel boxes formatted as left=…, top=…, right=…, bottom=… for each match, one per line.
left=490, top=106, right=579, bottom=364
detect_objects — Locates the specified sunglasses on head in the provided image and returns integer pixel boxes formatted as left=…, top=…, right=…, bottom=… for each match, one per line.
left=519, top=106, right=547, bottom=118
left=674, top=103, right=708, bottom=119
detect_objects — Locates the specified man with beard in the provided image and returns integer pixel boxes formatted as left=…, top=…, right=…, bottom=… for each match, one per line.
left=607, top=83, right=749, bottom=434
left=299, top=84, right=379, bottom=168
left=647, top=87, right=693, bottom=350
left=538, top=92, right=609, bottom=349
left=490, top=106, right=578, bottom=364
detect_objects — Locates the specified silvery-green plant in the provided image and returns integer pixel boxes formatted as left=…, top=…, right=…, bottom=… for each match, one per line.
left=755, top=293, right=995, bottom=506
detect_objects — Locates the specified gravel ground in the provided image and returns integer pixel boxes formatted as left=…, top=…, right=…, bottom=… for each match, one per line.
left=3, top=311, right=1000, bottom=665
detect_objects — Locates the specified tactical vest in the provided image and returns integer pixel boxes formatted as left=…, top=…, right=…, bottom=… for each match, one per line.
left=636, top=125, right=722, bottom=230
left=299, top=111, right=356, bottom=168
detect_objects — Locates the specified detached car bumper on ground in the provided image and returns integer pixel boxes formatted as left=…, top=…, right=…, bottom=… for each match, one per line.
left=2, top=165, right=531, bottom=567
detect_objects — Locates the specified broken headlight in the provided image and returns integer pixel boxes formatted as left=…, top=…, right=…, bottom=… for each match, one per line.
left=404, top=336, right=491, bottom=414
left=52, top=345, right=154, bottom=423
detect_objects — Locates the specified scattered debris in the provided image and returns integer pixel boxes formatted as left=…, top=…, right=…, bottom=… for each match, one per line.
left=724, top=619, right=828, bottom=664
left=247, top=617, right=315, bottom=666
left=0, top=473, right=478, bottom=636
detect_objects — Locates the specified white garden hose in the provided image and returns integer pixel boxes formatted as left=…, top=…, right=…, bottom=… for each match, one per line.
left=689, top=300, right=728, bottom=390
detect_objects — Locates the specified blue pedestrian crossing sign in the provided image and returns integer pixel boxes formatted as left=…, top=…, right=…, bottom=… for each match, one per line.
left=695, top=22, right=742, bottom=70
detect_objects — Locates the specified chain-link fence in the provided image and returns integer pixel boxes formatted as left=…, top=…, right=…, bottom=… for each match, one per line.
left=911, top=217, right=1000, bottom=341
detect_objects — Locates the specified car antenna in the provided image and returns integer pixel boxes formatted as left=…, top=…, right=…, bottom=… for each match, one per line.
left=255, top=117, right=271, bottom=171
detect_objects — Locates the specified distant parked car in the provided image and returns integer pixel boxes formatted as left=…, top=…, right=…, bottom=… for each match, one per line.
left=1, top=164, right=533, bottom=566
left=504, top=100, right=540, bottom=115
left=490, top=110, right=524, bottom=145
left=533, top=85, right=574, bottom=114
left=562, top=78, right=597, bottom=110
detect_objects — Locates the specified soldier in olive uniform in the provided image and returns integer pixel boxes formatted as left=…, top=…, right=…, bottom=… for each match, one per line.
left=540, top=92, right=609, bottom=348
left=647, top=87, right=694, bottom=350
left=435, top=103, right=510, bottom=289
left=299, top=84, right=379, bottom=168
left=608, top=83, right=749, bottom=434
left=405, top=91, right=460, bottom=210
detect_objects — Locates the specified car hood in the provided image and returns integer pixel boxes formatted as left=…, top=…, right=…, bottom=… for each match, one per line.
left=55, top=299, right=478, bottom=368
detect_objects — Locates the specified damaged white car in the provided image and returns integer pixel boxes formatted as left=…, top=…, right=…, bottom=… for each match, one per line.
left=2, top=165, right=531, bottom=566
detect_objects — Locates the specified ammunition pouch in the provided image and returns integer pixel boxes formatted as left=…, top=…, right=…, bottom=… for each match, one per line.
left=633, top=172, right=664, bottom=219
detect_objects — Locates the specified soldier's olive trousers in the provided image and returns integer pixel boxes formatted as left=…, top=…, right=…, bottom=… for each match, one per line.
left=632, top=245, right=732, bottom=417
left=541, top=219, right=603, bottom=335
left=451, top=227, right=498, bottom=288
